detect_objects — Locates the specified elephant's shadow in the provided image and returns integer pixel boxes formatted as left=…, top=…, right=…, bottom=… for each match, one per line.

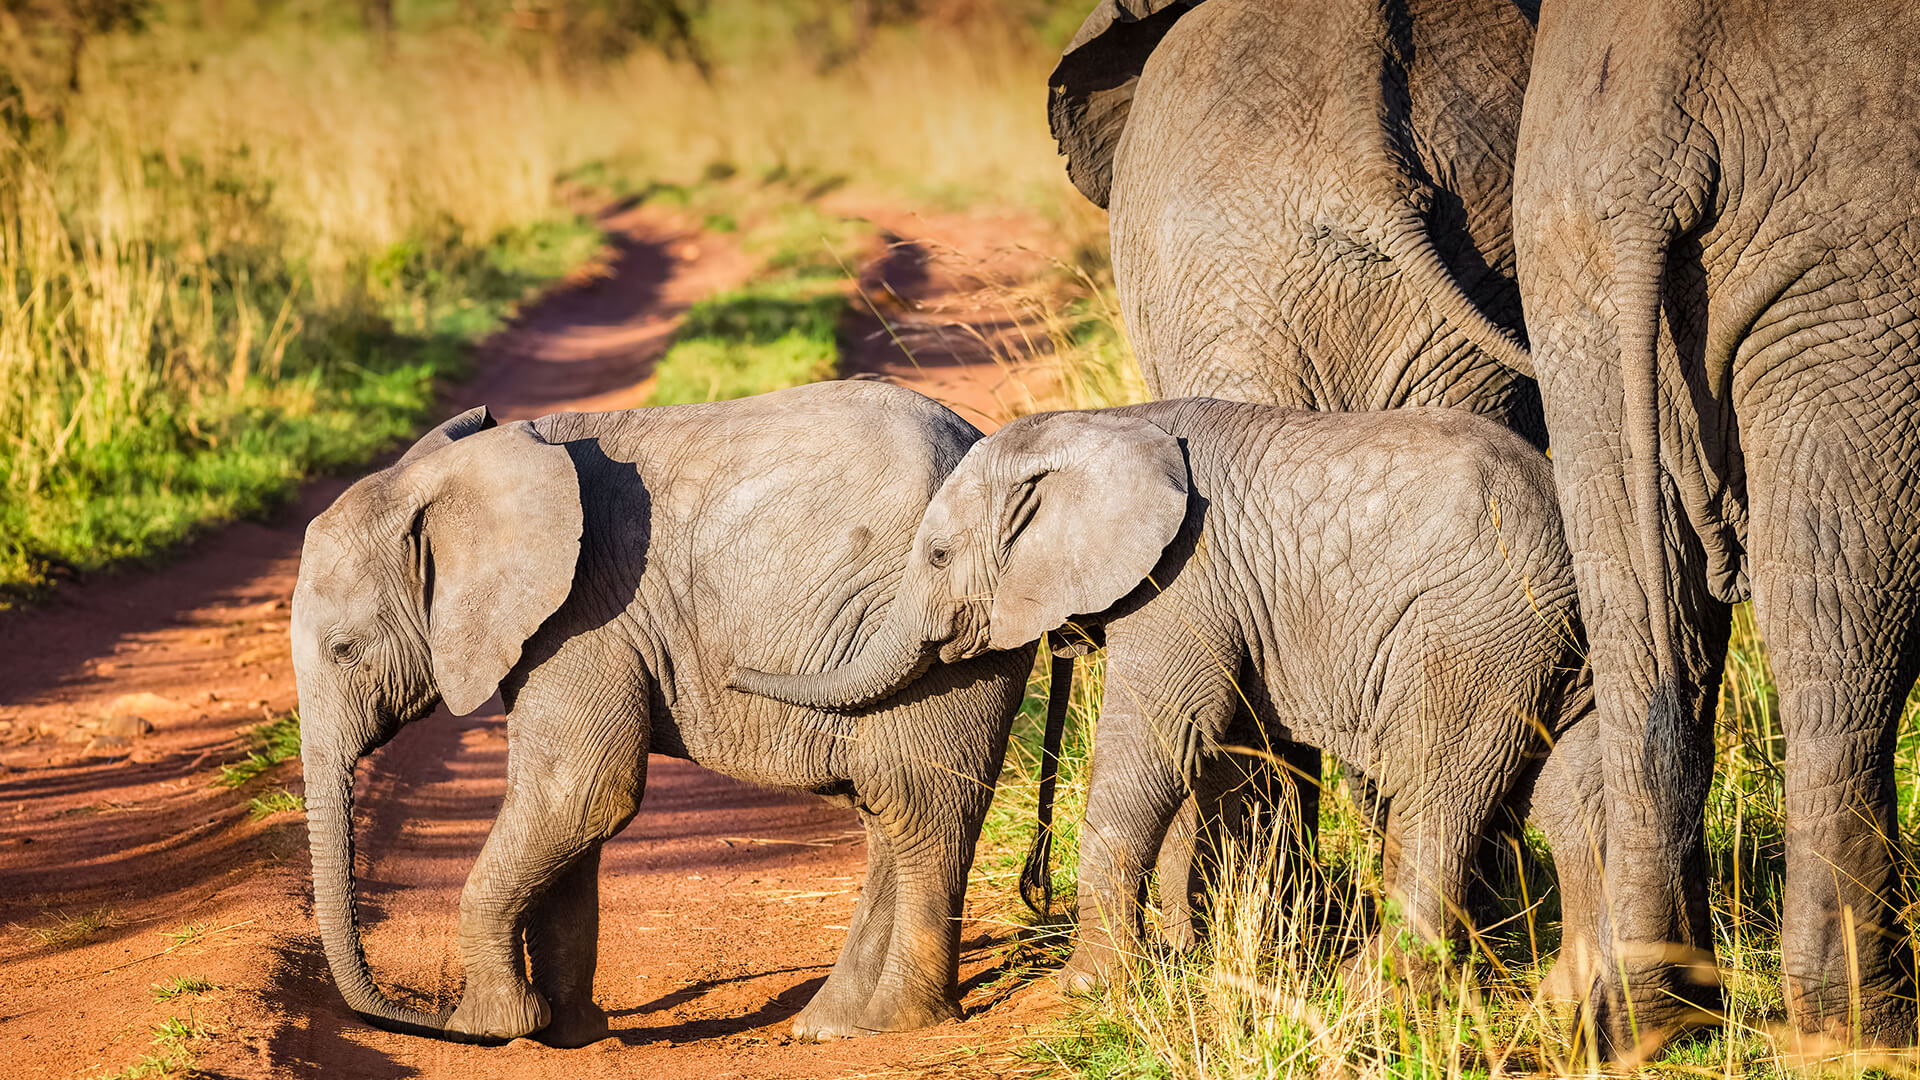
left=604, top=930, right=1024, bottom=1045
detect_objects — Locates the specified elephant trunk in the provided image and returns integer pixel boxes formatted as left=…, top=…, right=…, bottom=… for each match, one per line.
left=305, top=746, right=453, bottom=1037
left=729, top=610, right=936, bottom=710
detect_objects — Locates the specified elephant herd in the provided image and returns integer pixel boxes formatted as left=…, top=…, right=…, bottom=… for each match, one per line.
left=289, top=0, right=1920, bottom=1063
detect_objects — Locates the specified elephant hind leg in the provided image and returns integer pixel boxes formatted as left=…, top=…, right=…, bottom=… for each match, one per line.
left=1758, top=577, right=1920, bottom=1045
left=528, top=848, right=611, bottom=1047
left=792, top=812, right=899, bottom=1041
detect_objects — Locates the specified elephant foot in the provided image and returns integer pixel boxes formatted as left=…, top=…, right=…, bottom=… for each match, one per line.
left=858, top=990, right=961, bottom=1034
left=446, top=980, right=551, bottom=1043
left=1585, top=959, right=1721, bottom=1064
left=1535, top=952, right=1593, bottom=1007
left=790, top=989, right=959, bottom=1041
left=1156, top=910, right=1198, bottom=953
left=536, top=1000, right=609, bottom=1048
left=1058, top=941, right=1126, bottom=995
left=1786, top=977, right=1916, bottom=1050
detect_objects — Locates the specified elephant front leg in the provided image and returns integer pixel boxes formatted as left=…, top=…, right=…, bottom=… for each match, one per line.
left=792, top=813, right=898, bottom=1040
left=448, top=713, right=645, bottom=1043
left=1060, top=711, right=1192, bottom=993
left=527, top=847, right=610, bottom=1048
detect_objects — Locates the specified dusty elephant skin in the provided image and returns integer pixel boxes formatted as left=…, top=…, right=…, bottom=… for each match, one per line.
left=734, top=400, right=1605, bottom=996
left=1050, top=0, right=1546, bottom=927
left=1054, top=0, right=1540, bottom=440
left=290, top=380, right=1029, bottom=1047
left=1514, top=0, right=1920, bottom=1056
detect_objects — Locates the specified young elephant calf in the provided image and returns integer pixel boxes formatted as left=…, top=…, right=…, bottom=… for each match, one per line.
left=292, top=381, right=1031, bottom=1046
left=735, top=399, right=1602, bottom=993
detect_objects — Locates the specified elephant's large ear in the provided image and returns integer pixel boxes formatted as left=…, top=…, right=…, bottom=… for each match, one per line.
left=400, top=421, right=582, bottom=716
left=986, top=413, right=1188, bottom=650
left=396, top=405, right=496, bottom=470
left=1048, top=0, right=1200, bottom=208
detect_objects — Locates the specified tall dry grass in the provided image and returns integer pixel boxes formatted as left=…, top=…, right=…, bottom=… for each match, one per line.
left=1, top=11, right=1091, bottom=597
left=980, top=607, right=1920, bottom=1078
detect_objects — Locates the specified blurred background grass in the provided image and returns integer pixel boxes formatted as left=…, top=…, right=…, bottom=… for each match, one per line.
left=0, top=0, right=1102, bottom=602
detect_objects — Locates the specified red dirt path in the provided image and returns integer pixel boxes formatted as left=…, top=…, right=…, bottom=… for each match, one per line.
left=0, top=200, right=1071, bottom=1079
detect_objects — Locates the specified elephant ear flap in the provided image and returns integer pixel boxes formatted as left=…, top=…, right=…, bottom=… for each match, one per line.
left=1048, top=0, right=1199, bottom=208
left=403, top=421, right=583, bottom=716
left=397, top=405, right=496, bottom=470
left=988, top=413, right=1189, bottom=650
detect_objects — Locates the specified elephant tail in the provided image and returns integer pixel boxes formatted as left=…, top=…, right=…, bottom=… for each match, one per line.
left=1381, top=206, right=1535, bottom=381
left=1613, top=222, right=1685, bottom=783
left=1019, top=648, right=1076, bottom=918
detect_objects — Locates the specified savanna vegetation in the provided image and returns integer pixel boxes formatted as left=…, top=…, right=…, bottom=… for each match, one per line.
left=0, top=0, right=1098, bottom=603
left=11, top=3, right=1916, bottom=1079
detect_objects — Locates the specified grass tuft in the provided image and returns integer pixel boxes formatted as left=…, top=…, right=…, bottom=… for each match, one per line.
left=25, top=907, right=120, bottom=948
left=246, top=789, right=306, bottom=820
left=150, top=976, right=216, bottom=1002
left=214, top=713, right=301, bottom=789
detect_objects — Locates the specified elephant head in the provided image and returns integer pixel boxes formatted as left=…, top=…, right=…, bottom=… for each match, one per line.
left=730, top=411, right=1189, bottom=708
left=291, top=406, right=582, bottom=1036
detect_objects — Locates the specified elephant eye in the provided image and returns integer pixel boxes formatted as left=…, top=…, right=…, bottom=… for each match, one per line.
left=329, top=639, right=359, bottom=666
left=928, top=541, right=952, bottom=569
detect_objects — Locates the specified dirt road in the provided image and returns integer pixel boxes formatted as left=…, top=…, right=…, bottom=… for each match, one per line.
left=0, top=201, right=1067, bottom=1079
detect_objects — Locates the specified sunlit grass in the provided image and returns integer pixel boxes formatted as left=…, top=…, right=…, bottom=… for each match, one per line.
left=965, top=607, right=1920, bottom=1077
left=3, top=9, right=1088, bottom=601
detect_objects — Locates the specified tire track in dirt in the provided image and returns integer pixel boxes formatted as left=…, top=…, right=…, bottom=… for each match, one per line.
left=0, top=200, right=1067, bottom=1079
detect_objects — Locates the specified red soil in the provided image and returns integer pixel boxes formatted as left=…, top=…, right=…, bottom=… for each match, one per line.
left=0, top=200, right=1071, bottom=1079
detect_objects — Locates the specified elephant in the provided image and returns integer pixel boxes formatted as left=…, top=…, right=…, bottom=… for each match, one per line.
left=1050, top=0, right=1547, bottom=931
left=1051, top=0, right=1541, bottom=440
left=1513, top=0, right=1920, bottom=1053
left=731, top=399, right=1603, bottom=994
left=291, top=381, right=1034, bottom=1047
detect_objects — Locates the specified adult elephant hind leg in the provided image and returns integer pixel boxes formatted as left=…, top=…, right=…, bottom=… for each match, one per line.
left=792, top=813, right=899, bottom=1040
left=1751, top=436, right=1920, bottom=1046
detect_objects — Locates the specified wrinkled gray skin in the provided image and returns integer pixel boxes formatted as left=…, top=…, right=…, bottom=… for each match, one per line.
left=1514, top=0, right=1920, bottom=1053
left=1052, top=0, right=1546, bottom=933
left=734, top=400, right=1603, bottom=993
left=292, top=381, right=1028, bottom=1046
left=1054, top=0, right=1540, bottom=438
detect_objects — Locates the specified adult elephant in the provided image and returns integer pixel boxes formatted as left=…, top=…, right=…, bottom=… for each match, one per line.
left=1052, top=0, right=1541, bottom=441
left=1515, top=0, right=1920, bottom=1054
left=1049, top=0, right=1545, bottom=941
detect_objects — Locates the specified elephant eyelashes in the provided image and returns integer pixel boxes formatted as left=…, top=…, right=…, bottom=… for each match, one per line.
left=928, top=542, right=952, bottom=569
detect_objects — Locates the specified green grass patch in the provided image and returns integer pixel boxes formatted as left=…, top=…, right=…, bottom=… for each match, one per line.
left=159, top=923, right=209, bottom=948
left=151, top=976, right=216, bottom=1002
left=246, top=789, right=306, bottom=820
left=101, top=1052, right=187, bottom=1080
left=643, top=188, right=877, bottom=407
left=24, top=907, right=119, bottom=948
left=1, top=182, right=602, bottom=605
left=650, top=279, right=845, bottom=406
left=214, top=713, right=301, bottom=789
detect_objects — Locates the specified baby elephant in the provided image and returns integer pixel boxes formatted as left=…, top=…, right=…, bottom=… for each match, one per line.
left=735, top=399, right=1602, bottom=994
left=292, top=381, right=1032, bottom=1047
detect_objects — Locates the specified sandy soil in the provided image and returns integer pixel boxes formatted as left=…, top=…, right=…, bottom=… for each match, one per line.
left=0, top=199, right=1069, bottom=1079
